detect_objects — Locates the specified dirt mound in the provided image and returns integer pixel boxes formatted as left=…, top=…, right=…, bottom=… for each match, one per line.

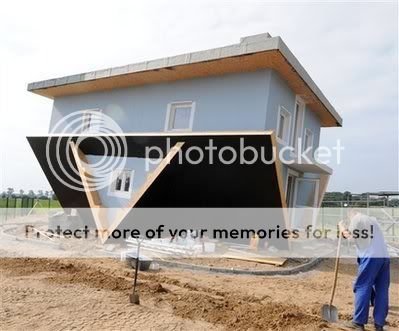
left=1, top=258, right=322, bottom=329
left=1, top=257, right=132, bottom=292
left=140, top=272, right=322, bottom=329
left=144, top=282, right=170, bottom=293
left=47, top=266, right=132, bottom=292
left=168, top=290, right=320, bottom=330
left=1, top=257, right=77, bottom=274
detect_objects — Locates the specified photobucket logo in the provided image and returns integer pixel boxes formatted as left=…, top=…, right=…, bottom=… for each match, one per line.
left=145, top=137, right=344, bottom=170
left=46, top=110, right=127, bottom=192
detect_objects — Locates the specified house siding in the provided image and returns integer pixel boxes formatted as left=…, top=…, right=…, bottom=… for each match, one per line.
left=50, top=70, right=273, bottom=207
left=50, top=70, right=272, bottom=133
left=263, top=71, right=323, bottom=193
left=264, top=70, right=297, bottom=132
left=303, top=104, right=321, bottom=151
left=48, top=68, right=323, bottom=208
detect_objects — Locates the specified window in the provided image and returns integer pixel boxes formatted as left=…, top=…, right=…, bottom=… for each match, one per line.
left=303, top=129, right=314, bottom=153
left=81, top=109, right=102, bottom=133
left=291, top=97, right=305, bottom=152
left=285, top=169, right=299, bottom=207
left=109, top=169, right=134, bottom=198
left=276, top=106, right=291, bottom=144
left=295, top=178, right=319, bottom=207
left=165, top=101, right=195, bottom=131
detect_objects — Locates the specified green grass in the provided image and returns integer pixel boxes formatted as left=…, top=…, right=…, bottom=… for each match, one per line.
left=34, top=199, right=61, bottom=208
left=0, top=198, right=61, bottom=209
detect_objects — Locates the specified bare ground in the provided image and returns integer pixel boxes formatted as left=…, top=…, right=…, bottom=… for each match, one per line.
left=0, top=258, right=398, bottom=330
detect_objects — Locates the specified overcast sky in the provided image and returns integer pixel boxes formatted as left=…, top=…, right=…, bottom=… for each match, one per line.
left=0, top=0, right=398, bottom=194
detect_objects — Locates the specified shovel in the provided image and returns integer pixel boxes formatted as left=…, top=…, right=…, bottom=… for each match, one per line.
left=129, top=237, right=144, bottom=304
left=322, top=234, right=342, bottom=322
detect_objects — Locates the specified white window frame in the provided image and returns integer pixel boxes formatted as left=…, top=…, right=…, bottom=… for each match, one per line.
left=285, top=168, right=299, bottom=195
left=276, top=105, right=292, bottom=145
left=285, top=168, right=299, bottom=208
left=303, top=128, right=314, bottom=153
left=108, top=169, right=134, bottom=199
left=81, top=108, right=103, bottom=133
left=291, top=96, right=305, bottom=153
left=164, top=101, right=196, bottom=132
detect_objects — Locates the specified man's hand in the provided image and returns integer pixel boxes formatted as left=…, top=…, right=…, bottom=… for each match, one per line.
left=338, top=220, right=351, bottom=239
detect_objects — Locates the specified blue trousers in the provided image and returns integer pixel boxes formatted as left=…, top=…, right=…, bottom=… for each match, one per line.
left=353, top=257, right=390, bottom=326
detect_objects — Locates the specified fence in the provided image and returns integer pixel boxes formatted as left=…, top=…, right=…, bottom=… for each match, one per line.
left=0, top=197, right=60, bottom=223
left=318, top=201, right=399, bottom=242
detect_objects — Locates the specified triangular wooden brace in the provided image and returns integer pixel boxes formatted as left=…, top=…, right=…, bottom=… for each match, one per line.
left=70, top=141, right=184, bottom=243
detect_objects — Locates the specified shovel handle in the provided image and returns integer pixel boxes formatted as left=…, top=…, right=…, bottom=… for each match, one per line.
left=329, top=235, right=342, bottom=306
left=133, top=242, right=140, bottom=292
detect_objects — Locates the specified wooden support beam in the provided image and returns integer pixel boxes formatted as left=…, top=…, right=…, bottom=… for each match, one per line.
left=69, top=141, right=108, bottom=231
left=270, top=132, right=292, bottom=250
left=317, top=174, right=330, bottom=208
left=223, top=253, right=287, bottom=266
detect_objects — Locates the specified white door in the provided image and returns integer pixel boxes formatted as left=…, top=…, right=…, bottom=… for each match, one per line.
left=292, top=178, right=319, bottom=229
left=285, top=172, right=298, bottom=208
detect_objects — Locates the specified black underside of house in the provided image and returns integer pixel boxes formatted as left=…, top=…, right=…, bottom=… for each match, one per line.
left=28, top=133, right=288, bottom=248
left=27, top=133, right=283, bottom=208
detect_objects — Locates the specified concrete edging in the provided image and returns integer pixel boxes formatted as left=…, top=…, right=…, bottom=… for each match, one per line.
left=155, top=257, right=323, bottom=276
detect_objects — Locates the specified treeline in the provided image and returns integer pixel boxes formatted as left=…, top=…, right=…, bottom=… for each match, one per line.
left=0, top=188, right=57, bottom=200
left=324, top=191, right=399, bottom=207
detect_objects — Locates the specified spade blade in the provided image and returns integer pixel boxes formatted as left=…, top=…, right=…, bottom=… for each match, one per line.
left=129, top=292, right=140, bottom=305
left=321, top=304, right=338, bottom=322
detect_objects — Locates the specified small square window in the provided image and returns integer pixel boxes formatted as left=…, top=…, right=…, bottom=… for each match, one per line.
left=165, top=102, right=195, bottom=131
left=276, top=106, right=291, bottom=145
left=108, top=169, right=134, bottom=199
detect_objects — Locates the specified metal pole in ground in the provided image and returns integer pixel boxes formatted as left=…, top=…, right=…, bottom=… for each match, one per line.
left=5, top=197, right=9, bottom=221
left=130, top=237, right=144, bottom=304
left=13, top=198, right=16, bottom=219
left=394, top=207, right=397, bottom=242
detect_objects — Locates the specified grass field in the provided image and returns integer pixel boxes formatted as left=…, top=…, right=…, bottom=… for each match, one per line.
left=0, top=198, right=61, bottom=209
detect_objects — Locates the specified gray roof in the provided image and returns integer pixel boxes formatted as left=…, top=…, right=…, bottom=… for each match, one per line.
left=27, top=33, right=342, bottom=126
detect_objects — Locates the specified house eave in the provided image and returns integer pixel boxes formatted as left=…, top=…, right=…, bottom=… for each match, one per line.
left=27, top=34, right=342, bottom=127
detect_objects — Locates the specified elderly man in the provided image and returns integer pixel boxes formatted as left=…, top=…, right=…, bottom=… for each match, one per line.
left=339, top=209, right=390, bottom=331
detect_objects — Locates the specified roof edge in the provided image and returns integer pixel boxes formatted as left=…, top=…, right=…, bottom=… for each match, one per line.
left=27, top=33, right=342, bottom=127
left=27, top=34, right=280, bottom=92
left=276, top=37, right=342, bottom=126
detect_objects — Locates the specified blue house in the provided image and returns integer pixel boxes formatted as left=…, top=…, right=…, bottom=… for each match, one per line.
left=27, top=33, right=342, bottom=238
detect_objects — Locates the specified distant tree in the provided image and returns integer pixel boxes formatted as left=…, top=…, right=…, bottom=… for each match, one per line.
left=323, top=192, right=344, bottom=201
left=0, top=191, right=6, bottom=198
left=390, top=199, right=399, bottom=207
left=28, top=190, right=35, bottom=198
left=343, top=191, right=352, bottom=203
left=37, top=190, right=44, bottom=198
left=49, top=190, right=56, bottom=200
left=7, top=188, right=14, bottom=197
left=19, top=189, right=24, bottom=197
